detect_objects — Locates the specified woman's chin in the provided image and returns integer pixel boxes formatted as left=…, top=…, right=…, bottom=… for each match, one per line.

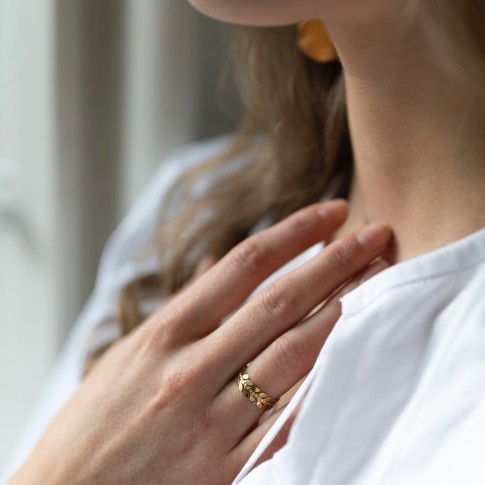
left=185, top=0, right=314, bottom=27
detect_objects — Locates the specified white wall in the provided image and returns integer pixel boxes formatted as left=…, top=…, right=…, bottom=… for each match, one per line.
left=0, top=0, right=236, bottom=474
left=121, top=1, right=200, bottom=212
left=0, top=0, right=59, bottom=471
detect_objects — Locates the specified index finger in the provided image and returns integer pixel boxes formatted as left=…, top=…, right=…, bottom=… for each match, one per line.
left=165, top=199, right=349, bottom=338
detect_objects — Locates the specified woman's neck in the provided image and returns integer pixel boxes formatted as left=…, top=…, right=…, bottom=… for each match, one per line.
left=324, top=7, right=485, bottom=264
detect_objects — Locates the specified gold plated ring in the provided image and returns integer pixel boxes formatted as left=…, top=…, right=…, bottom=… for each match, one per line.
left=236, top=365, right=279, bottom=411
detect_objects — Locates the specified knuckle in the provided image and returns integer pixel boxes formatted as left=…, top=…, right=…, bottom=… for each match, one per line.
left=152, top=364, right=196, bottom=411
left=165, top=366, right=191, bottom=395
left=230, top=236, right=270, bottom=276
left=260, top=281, right=299, bottom=321
left=273, top=334, right=307, bottom=374
left=142, top=315, right=176, bottom=352
left=326, top=238, right=356, bottom=273
left=141, top=301, right=192, bottom=351
left=142, top=318, right=168, bottom=352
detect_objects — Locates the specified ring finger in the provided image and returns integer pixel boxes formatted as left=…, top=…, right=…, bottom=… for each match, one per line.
left=213, top=258, right=389, bottom=439
left=205, top=221, right=392, bottom=388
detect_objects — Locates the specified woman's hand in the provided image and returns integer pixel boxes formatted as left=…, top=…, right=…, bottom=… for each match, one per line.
left=11, top=199, right=392, bottom=485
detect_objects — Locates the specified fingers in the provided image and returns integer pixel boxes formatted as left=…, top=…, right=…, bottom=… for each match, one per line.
left=163, top=256, right=218, bottom=306
left=206, top=222, right=392, bottom=386
left=159, top=199, right=349, bottom=340
left=235, top=403, right=299, bottom=470
left=225, top=402, right=292, bottom=477
left=253, top=407, right=299, bottom=466
left=212, top=259, right=389, bottom=443
left=193, top=255, right=218, bottom=279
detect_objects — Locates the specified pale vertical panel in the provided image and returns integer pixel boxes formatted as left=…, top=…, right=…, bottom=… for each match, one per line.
left=120, top=1, right=237, bottom=214
left=54, top=0, right=124, bottom=345
left=0, top=0, right=238, bottom=474
left=119, top=0, right=199, bottom=213
left=0, top=0, right=58, bottom=471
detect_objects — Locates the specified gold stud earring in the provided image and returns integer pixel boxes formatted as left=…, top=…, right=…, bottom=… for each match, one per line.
left=297, top=19, right=338, bottom=64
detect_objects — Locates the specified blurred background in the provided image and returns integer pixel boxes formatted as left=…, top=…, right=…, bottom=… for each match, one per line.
left=0, top=0, right=238, bottom=472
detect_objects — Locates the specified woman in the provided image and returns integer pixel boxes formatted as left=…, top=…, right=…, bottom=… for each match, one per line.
left=8, top=0, right=485, bottom=483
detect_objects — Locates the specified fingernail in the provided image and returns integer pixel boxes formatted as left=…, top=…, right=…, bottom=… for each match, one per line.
left=317, top=199, right=348, bottom=218
left=359, top=260, right=390, bottom=284
left=357, top=222, right=391, bottom=250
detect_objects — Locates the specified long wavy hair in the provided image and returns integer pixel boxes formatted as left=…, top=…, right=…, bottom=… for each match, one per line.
left=85, top=0, right=485, bottom=371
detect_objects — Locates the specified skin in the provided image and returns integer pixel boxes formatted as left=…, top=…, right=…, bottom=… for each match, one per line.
left=11, top=0, right=485, bottom=482
left=11, top=201, right=392, bottom=484
left=187, top=0, right=396, bottom=26
left=189, top=0, right=485, bottom=264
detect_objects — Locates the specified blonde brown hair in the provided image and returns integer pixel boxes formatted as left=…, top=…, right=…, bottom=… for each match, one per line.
left=86, top=1, right=485, bottom=371
left=116, top=25, right=351, bottom=336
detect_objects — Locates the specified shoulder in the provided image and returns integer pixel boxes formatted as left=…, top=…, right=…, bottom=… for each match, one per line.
left=85, top=133, right=249, bottom=356
left=97, top=134, right=243, bottom=287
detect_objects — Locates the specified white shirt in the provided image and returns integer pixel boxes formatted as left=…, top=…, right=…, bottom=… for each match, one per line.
left=3, top=135, right=485, bottom=484
left=237, top=223, right=485, bottom=485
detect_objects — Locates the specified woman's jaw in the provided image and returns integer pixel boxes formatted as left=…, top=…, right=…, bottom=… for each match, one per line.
left=186, top=0, right=397, bottom=27
left=187, top=0, right=485, bottom=264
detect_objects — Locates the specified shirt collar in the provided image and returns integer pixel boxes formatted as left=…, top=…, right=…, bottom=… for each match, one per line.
left=341, top=226, right=485, bottom=316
